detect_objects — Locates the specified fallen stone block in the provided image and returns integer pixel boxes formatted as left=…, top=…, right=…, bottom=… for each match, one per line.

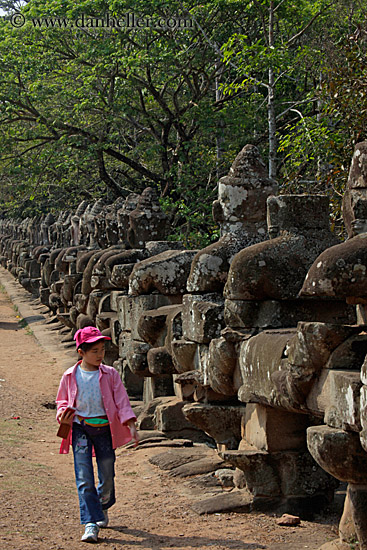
left=169, top=455, right=228, bottom=477
left=191, top=491, right=252, bottom=515
left=149, top=447, right=212, bottom=471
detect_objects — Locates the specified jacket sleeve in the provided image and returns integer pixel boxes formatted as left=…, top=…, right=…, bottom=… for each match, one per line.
left=55, top=374, right=69, bottom=422
left=111, top=369, right=137, bottom=424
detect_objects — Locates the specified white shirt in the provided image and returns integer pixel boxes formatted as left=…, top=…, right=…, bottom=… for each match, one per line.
left=74, top=365, right=106, bottom=421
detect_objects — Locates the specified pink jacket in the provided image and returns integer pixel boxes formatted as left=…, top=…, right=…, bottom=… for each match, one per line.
left=56, top=361, right=136, bottom=454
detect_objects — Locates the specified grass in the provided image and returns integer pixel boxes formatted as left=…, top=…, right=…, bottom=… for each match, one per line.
left=12, top=305, right=34, bottom=336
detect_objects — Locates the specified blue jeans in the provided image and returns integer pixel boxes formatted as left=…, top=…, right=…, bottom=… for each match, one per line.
left=72, top=422, right=116, bottom=525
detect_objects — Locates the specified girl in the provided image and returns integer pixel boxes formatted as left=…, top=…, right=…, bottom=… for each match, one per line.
left=56, top=326, right=139, bottom=543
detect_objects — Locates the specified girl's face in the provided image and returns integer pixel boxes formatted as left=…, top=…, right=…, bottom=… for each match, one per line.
left=78, top=340, right=105, bottom=369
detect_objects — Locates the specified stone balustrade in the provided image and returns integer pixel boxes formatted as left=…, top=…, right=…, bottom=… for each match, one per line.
left=1, top=143, right=367, bottom=548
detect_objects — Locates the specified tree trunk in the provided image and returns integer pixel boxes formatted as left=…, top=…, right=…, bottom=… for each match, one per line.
left=268, top=0, right=277, bottom=179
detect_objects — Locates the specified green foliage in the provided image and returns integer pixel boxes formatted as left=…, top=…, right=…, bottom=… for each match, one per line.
left=0, top=0, right=247, bottom=246
left=0, top=0, right=365, bottom=246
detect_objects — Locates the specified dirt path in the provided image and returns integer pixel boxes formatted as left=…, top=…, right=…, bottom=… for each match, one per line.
left=0, top=269, right=341, bottom=549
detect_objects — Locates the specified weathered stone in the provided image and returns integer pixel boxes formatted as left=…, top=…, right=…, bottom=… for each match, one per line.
left=225, top=195, right=337, bottom=300
left=76, top=313, right=94, bottom=329
left=214, top=468, right=235, bottom=487
left=191, top=491, right=253, bottom=515
left=183, top=402, right=244, bottom=450
left=359, top=385, right=367, bottom=452
left=172, top=377, right=195, bottom=401
left=128, top=187, right=170, bottom=248
left=187, top=234, right=261, bottom=293
left=244, top=403, right=308, bottom=452
left=86, top=290, right=104, bottom=319
left=307, top=425, right=367, bottom=484
left=109, top=317, right=121, bottom=346
left=137, top=396, right=175, bottom=430
left=182, top=294, right=224, bottom=344
left=137, top=305, right=180, bottom=347
left=171, top=340, right=197, bottom=373
left=110, top=290, right=126, bottom=312
left=26, top=259, right=41, bottom=278
left=97, top=293, right=111, bottom=313
left=306, top=370, right=362, bottom=431
left=143, top=375, right=174, bottom=402
left=148, top=447, right=213, bottom=471
left=118, top=294, right=174, bottom=339
left=221, top=447, right=337, bottom=500
left=145, top=240, right=185, bottom=256
left=343, top=141, right=367, bottom=237
left=129, top=249, right=197, bottom=296
left=267, top=194, right=331, bottom=233
left=212, top=144, right=278, bottom=235
left=104, top=249, right=146, bottom=279
left=207, top=337, right=237, bottom=396
left=233, top=468, right=246, bottom=489
left=164, top=306, right=183, bottom=355
left=361, top=355, right=367, bottom=385
left=113, top=359, right=143, bottom=398
left=300, top=233, right=367, bottom=299
left=74, top=293, right=88, bottom=314
left=126, top=340, right=151, bottom=377
left=169, top=455, right=227, bottom=477
left=238, top=329, right=296, bottom=407
left=339, top=491, right=357, bottom=544
left=286, top=322, right=361, bottom=370
left=110, top=263, right=136, bottom=288
left=117, top=193, right=140, bottom=242
left=325, top=333, right=367, bottom=370
left=347, top=483, right=367, bottom=549
left=154, top=398, right=199, bottom=434
left=276, top=514, right=301, bottom=526
left=224, top=299, right=356, bottom=329
left=147, top=346, right=176, bottom=375
left=220, top=448, right=281, bottom=496
left=90, top=275, right=117, bottom=291
left=81, top=250, right=108, bottom=295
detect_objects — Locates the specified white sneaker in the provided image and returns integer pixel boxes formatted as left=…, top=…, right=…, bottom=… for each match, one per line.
left=96, top=510, right=109, bottom=528
left=81, top=523, right=99, bottom=543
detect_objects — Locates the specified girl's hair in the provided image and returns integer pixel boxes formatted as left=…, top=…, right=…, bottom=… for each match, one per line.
left=78, top=341, right=105, bottom=352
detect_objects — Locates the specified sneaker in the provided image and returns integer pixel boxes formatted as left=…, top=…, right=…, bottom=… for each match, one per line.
left=96, top=510, right=109, bottom=528
left=81, top=523, right=99, bottom=543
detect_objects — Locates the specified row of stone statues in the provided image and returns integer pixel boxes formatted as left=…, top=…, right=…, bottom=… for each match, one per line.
left=1, top=143, right=367, bottom=549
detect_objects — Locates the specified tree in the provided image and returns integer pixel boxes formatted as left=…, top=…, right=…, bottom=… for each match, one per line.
left=220, top=0, right=332, bottom=178
left=0, top=0, right=253, bottom=245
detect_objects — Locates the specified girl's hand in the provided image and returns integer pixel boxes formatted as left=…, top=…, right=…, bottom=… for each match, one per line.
left=126, top=419, right=139, bottom=447
left=59, top=408, right=75, bottom=425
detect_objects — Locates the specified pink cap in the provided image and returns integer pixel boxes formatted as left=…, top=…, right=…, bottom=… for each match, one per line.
left=74, top=326, right=111, bottom=349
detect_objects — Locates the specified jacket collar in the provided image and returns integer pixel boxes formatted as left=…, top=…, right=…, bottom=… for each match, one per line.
left=64, top=361, right=110, bottom=375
